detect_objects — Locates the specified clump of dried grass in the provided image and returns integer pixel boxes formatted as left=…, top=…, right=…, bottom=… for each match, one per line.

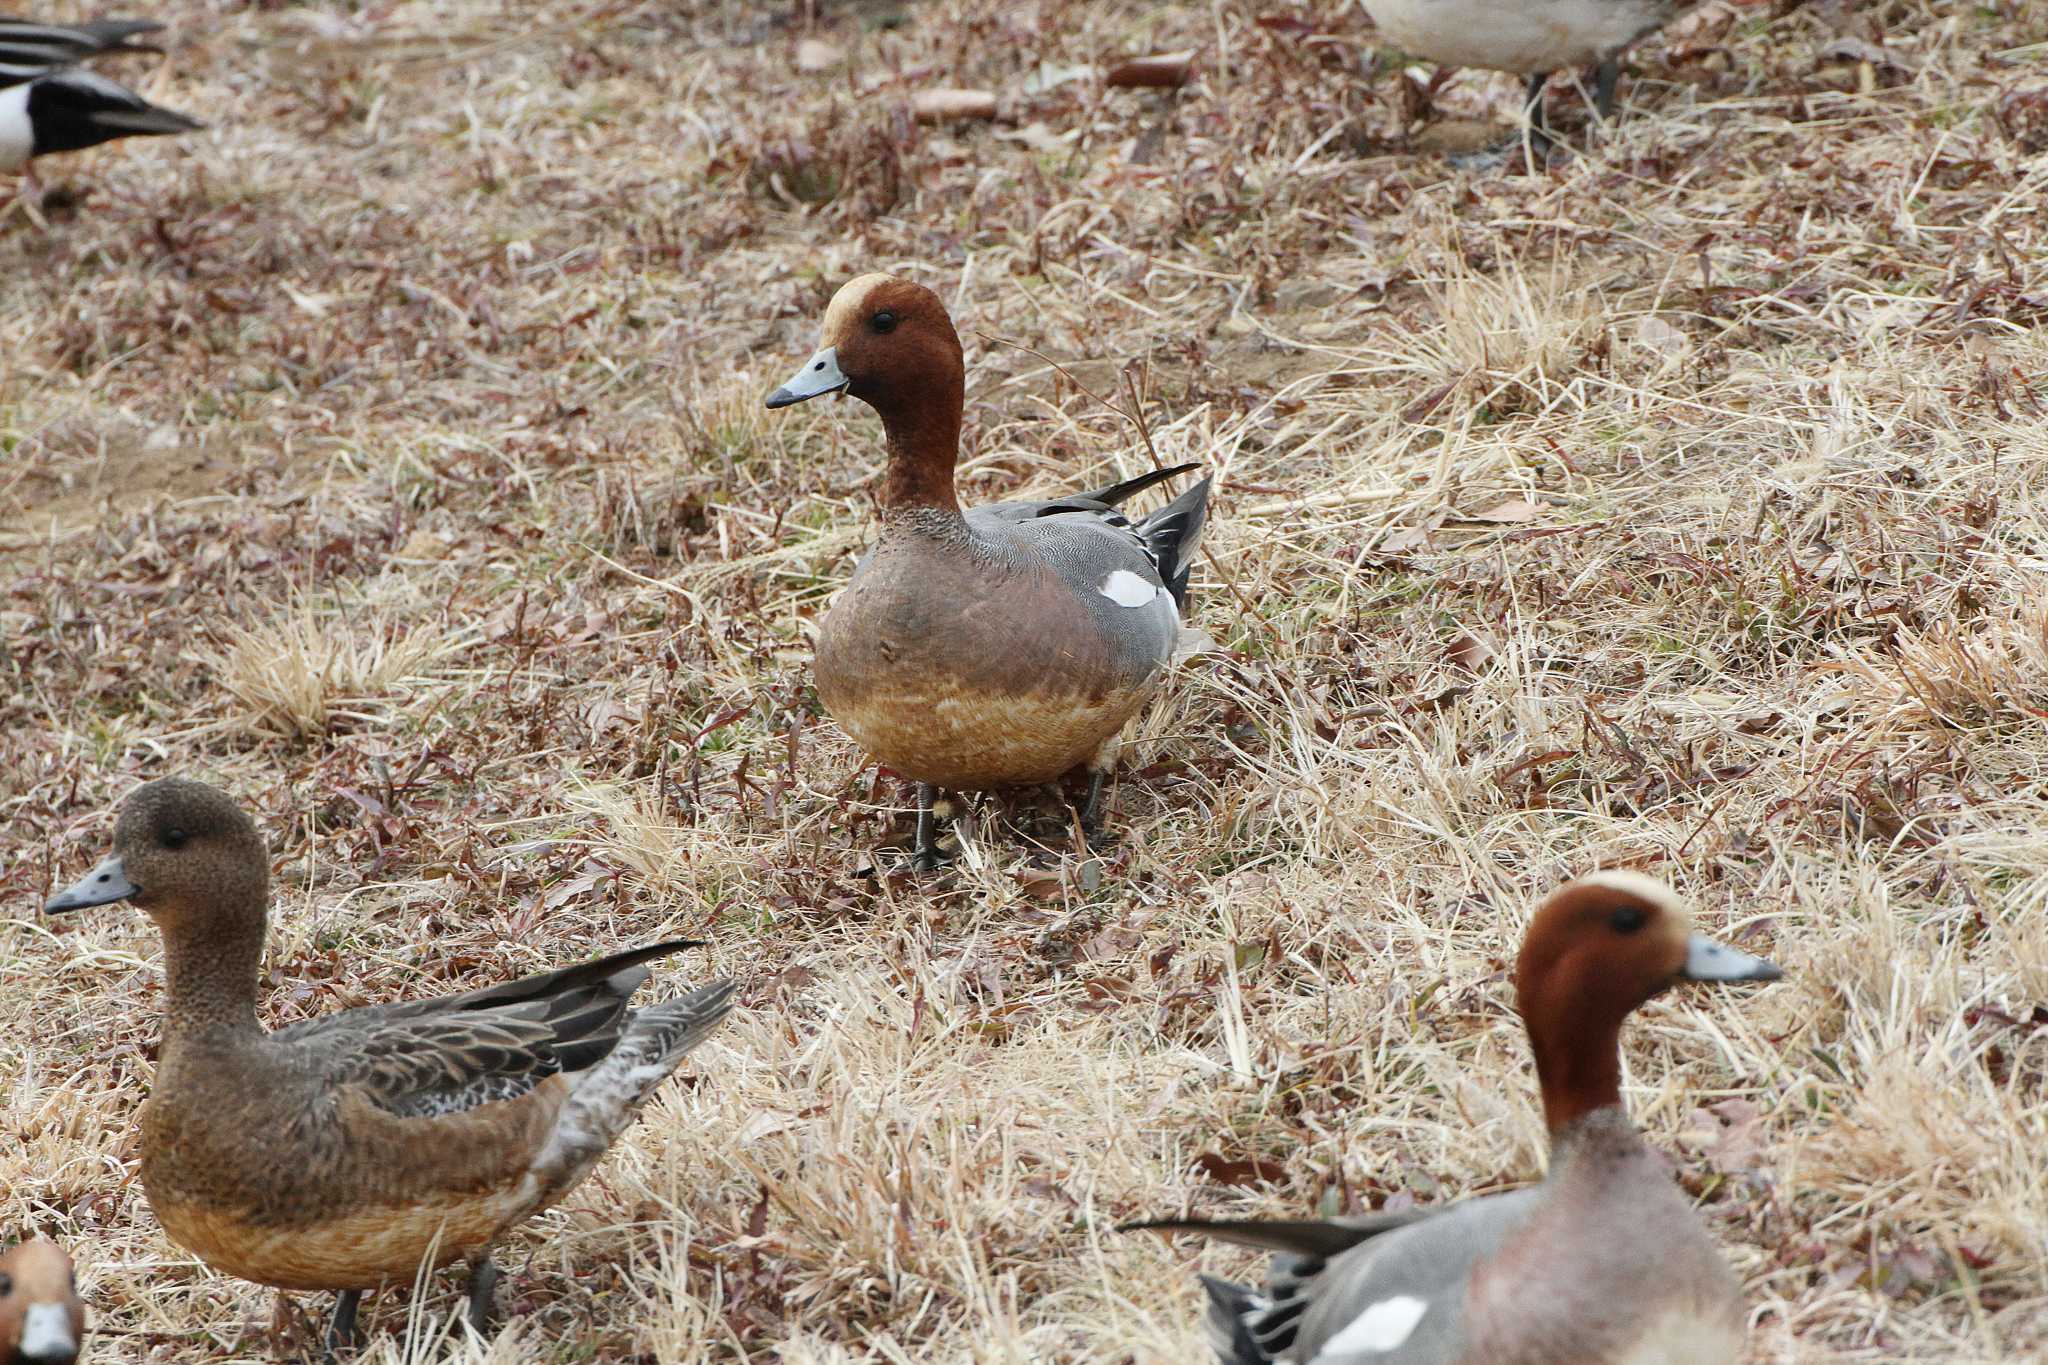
left=191, top=596, right=476, bottom=741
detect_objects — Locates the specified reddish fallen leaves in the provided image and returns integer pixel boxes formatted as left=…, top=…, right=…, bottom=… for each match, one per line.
left=1106, top=50, right=1197, bottom=89
left=1193, top=1152, right=1288, bottom=1187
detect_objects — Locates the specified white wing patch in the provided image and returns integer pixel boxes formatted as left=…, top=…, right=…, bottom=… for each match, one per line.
left=1312, top=1294, right=1429, bottom=1358
left=1098, top=569, right=1159, bottom=607
left=0, top=84, right=33, bottom=173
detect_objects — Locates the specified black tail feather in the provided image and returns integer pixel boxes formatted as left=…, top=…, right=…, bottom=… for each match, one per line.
left=1078, top=461, right=1202, bottom=508
left=1135, top=476, right=1212, bottom=610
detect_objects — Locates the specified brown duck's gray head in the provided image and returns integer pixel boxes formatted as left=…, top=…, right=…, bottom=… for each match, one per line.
left=764, top=273, right=964, bottom=415
left=44, top=778, right=268, bottom=935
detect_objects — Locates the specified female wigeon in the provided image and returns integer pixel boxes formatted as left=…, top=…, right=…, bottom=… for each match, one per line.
left=0, top=1239, right=84, bottom=1365
left=1365, top=0, right=1682, bottom=153
left=44, top=778, right=737, bottom=1352
left=1130, top=871, right=1780, bottom=1364
left=766, top=273, right=1212, bottom=867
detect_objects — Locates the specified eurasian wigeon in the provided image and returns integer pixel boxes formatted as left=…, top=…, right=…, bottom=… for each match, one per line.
left=766, top=273, right=1212, bottom=867
left=44, top=778, right=737, bottom=1352
left=0, top=1239, right=84, bottom=1365
left=1130, top=871, right=1781, bottom=1364
left=1365, top=0, right=1684, bottom=154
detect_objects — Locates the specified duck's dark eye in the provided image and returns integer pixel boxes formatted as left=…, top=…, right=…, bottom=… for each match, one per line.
left=1609, top=905, right=1648, bottom=934
left=163, top=828, right=189, bottom=850
left=871, top=310, right=898, bottom=334
left=0, top=1270, right=12, bottom=1295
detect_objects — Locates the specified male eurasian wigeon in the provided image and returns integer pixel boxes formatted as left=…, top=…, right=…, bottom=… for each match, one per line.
left=1365, top=0, right=1685, bottom=153
left=44, top=778, right=737, bottom=1352
left=765, top=273, right=1212, bottom=867
left=1131, top=871, right=1780, bottom=1364
left=0, top=1239, right=84, bottom=1365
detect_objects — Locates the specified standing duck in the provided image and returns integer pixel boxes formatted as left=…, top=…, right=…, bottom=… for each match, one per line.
left=43, top=778, right=736, bottom=1352
left=765, top=273, right=1211, bottom=868
left=1130, top=871, right=1780, bottom=1364
left=1364, top=0, right=1685, bottom=155
left=0, top=1239, right=84, bottom=1365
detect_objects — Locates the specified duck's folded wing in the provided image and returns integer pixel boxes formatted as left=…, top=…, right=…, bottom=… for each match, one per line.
left=279, top=939, right=700, bottom=1035
left=276, top=940, right=705, bottom=1118
left=321, top=1001, right=618, bottom=1119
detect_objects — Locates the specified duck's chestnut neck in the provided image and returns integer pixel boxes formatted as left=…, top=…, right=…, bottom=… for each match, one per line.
left=1527, top=1006, right=1627, bottom=1136
left=868, top=374, right=965, bottom=522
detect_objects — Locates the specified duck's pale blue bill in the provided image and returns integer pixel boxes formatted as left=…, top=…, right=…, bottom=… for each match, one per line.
left=19, top=1302, right=78, bottom=1359
left=764, top=346, right=847, bottom=409
left=44, top=853, right=137, bottom=913
left=1683, top=932, right=1780, bottom=983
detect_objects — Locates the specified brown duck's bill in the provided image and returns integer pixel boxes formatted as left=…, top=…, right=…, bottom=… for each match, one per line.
left=1683, top=932, right=1780, bottom=983
left=764, top=346, right=847, bottom=408
left=44, top=853, right=137, bottom=913
left=19, top=1300, right=79, bottom=1360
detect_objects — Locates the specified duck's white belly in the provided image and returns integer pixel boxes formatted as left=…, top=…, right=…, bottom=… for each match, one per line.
left=1364, top=0, right=1676, bottom=74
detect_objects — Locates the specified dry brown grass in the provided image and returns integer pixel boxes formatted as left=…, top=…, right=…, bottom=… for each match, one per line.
left=3, top=0, right=2047, bottom=1360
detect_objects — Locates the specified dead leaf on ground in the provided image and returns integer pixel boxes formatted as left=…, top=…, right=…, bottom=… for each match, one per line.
left=1445, top=631, right=1496, bottom=672
left=1106, top=50, right=1196, bottom=89
left=1685, top=1098, right=1767, bottom=1175
left=912, top=89, right=998, bottom=122
left=1459, top=497, right=1546, bottom=525
left=1193, top=1151, right=1288, bottom=1187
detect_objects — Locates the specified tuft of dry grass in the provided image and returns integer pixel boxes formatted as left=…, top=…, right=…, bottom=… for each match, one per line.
left=4, top=0, right=2048, bottom=1361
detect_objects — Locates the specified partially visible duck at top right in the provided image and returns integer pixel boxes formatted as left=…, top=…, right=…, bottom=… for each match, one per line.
left=1363, top=0, right=1689, bottom=157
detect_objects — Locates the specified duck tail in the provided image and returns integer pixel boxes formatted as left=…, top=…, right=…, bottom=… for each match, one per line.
left=1077, top=460, right=1201, bottom=508
left=70, top=18, right=168, bottom=55
left=0, top=17, right=162, bottom=66
left=1137, top=475, right=1211, bottom=611
left=538, top=979, right=737, bottom=1175
left=25, top=71, right=202, bottom=158
left=1196, top=1273, right=1280, bottom=1365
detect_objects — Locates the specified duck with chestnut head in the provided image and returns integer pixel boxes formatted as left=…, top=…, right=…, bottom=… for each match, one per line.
left=767, top=274, right=1212, bottom=868
left=1129, top=871, right=1781, bottom=1365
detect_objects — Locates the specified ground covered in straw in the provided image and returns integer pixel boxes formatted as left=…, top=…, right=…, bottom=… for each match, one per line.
left=4, top=0, right=2046, bottom=1360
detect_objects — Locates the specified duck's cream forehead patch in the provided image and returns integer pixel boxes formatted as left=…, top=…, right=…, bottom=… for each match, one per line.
left=822, top=272, right=900, bottom=340
left=1098, top=569, right=1159, bottom=608
left=1574, top=869, right=1688, bottom=924
left=1311, top=1294, right=1429, bottom=1358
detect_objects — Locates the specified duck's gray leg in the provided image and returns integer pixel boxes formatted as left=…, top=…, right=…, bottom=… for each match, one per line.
left=911, top=783, right=941, bottom=871
left=323, top=1291, right=361, bottom=1360
left=465, top=1257, right=500, bottom=1333
left=1593, top=57, right=1620, bottom=119
left=1523, top=72, right=1557, bottom=159
left=1078, top=769, right=1109, bottom=847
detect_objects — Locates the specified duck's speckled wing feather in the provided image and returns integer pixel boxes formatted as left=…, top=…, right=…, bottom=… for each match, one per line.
left=272, top=940, right=704, bottom=1119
